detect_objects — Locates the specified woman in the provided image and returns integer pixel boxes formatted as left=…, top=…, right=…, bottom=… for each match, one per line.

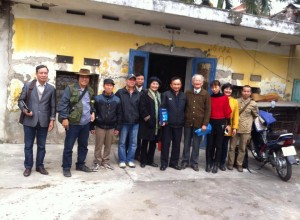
left=219, top=83, right=239, bottom=171
left=206, top=80, right=231, bottom=173
left=138, top=77, right=162, bottom=168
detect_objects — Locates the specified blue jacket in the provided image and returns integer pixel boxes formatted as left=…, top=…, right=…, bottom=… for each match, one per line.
left=161, top=89, right=186, bottom=128
left=92, top=92, right=122, bottom=131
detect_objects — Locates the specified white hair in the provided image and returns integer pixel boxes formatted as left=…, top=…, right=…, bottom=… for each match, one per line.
left=192, top=74, right=204, bottom=82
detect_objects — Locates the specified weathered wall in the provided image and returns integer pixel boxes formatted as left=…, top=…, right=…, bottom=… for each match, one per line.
left=6, top=3, right=293, bottom=143
left=0, top=1, right=10, bottom=143
left=288, top=45, right=300, bottom=99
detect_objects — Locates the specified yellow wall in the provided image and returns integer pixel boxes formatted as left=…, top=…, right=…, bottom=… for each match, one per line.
left=12, top=18, right=290, bottom=97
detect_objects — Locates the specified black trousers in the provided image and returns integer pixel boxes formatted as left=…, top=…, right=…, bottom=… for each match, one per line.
left=160, top=125, right=183, bottom=167
left=206, top=119, right=226, bottom=165
left=140, top=139, right=156, bottom=165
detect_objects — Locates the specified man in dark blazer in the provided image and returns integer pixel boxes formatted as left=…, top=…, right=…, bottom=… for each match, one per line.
left=18, top=65, right=56, bottom=177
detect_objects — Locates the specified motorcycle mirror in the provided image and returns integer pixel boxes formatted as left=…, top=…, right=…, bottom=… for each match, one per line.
left=271, top=100, right=276, bottom=108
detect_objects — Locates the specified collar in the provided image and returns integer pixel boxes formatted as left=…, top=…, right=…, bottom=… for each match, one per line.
left=211, top=92, right=223, bottom=97
left=136, top=86, right=143, bottom=92
left=36, top=81, right=46, bottom=87
left=102, top=91, right=114, bottom=98
left=194, top=88, right=201, bottom=94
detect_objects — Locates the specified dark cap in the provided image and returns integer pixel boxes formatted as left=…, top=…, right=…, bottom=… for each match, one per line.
left=103, top=78, right=115, bottom=85
left=148, top=76, right=162, bottom=87
left=127, top=74, right=136, bottom=80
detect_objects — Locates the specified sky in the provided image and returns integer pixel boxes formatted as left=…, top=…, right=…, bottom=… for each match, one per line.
left=198, top=0, right=294, bottom=14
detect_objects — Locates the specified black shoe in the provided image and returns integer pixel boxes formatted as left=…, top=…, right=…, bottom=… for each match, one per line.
left=160, top=165, right=167, bottom=171
left=169, top=164, right=181, bottom=170
left=140, top=163, right=146, bottom=168
left=212, top=163, right=218, bottom=174
left=76, top=165, right=92, bottom=172
left=205, top=164, right=212, bottom=173
left=147, top=163, right=158, bottom=167
left=191, top=164, right=199, bottom=172
left=36, top=167, right=49, bottom=175
left=63, top=169, right=71, bottom=177
left=219, top=164, right=226, bottom=171
left=23, top=168, right=31, bottom=177
left=181, top=162, right=188, bottom=170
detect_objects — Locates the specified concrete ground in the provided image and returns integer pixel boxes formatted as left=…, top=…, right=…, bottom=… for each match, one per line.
left=0, top=143, right=300, bottom=220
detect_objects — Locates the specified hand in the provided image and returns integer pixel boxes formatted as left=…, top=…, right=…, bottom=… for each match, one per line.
left=114, top=130, right=119, bottom=135
left=201, top=125, right=207, bottom=131
left=90, top=130, right=95, bottom=135
left=62, top=119, right=69, bottom=130
left=90, top=112, right=95, bottom=122
left=23, top=109, right=33, bottom=117
left=160, top=122, right=166, bottom=127
left=232, top=129, right=237, bottom=136
left=225, top=125, right=231, bottom=133
left=48, top=120, right=54, bottom=132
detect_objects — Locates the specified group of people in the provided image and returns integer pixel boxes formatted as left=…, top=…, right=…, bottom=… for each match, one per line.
left=18, top=65, right=258, bottom=178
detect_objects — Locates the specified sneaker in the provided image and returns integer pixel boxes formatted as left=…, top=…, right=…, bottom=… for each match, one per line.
left=92, top=163, right=100, bottom=172
left=119, top=162, right=126, bottom=168
left=103, top=163, right=114, bottom=170
left=127, top=162, right=136, bottom=168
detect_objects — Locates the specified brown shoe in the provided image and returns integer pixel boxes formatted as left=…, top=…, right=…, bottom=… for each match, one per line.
left=36, top=167, right=49, bottom=175
left=23, top=168, right=31, bottom=177
left=227, top=165, right=233, bottom=170
left=237, top=166, right=243, bottom=172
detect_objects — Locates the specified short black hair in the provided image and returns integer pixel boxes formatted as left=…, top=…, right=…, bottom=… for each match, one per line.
left=242, top=85, right=252, bottom=92
left=221, top=83, right=233, bottom=92
left=135, top=73, right=144, bottom=78
left=36, top=65, right=49, bottom=73
left=210, top=80, right=220, bottom=87
left=170, top=76, right=182, bottom=84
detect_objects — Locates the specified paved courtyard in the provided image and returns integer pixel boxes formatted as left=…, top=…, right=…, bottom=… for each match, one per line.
left=0, top=143, right=300, bottom=220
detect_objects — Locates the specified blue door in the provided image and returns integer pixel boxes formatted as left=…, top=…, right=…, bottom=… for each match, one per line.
left=191, top=58, right=217, bottom=93
left=128, top=49, right=149, bottom=88
left=292, top=79, right=300, bottom=103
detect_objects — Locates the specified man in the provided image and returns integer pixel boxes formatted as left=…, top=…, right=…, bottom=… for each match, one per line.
left=116, top=74, right=140, bottom=168
left=227, top=85, right=258, bottom=172
left=18, top=65, right=56, bottom=177
left=181, top=74, right=211, bottom=172
left=57, top=68, right=95, bottom=177
left=160, top=77, right=186, bottom=171
left=91, top=79, right=121, bottom=171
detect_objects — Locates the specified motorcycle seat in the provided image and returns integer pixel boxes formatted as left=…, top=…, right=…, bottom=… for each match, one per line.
left=267, top=132, right=283, bottom=141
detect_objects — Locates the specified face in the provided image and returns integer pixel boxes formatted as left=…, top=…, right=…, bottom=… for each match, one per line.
left=136, top=75, right=144, bottom=87
left=242, top=87, right=252, bottom=99
left=104, top=83, right=114, bottom=94
left=170, top=79, right=182, bottom=92
left=36, top=67, right=48, bottom=84
left=78, top=75, right=90, bottom=88
left=149, top=81, right=159, bottom=92
left=211, top=85, right=220, bottom=94
left=223, top=87, right=232, bottom=97
left=126, top=78, right=136, bottom=88
left=192, top=76, right=203, bottom=90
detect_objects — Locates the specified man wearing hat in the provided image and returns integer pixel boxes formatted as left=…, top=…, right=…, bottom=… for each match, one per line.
left=116, top=74, right=140, bottom=168
left=91, top=78, right=121, bottom=171
left=57, top=68, right=95, bottom=177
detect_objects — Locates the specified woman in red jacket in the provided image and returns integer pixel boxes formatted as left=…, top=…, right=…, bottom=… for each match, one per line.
left=206, top=80, right=231, bottom=173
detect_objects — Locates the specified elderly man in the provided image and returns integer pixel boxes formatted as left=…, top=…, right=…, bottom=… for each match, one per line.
left=181, top=74, right=211, bottom=171
left=116, top=74, right=140, bottom=168
left=57, top=69, right=95, bottom=177
left=18, top=65, right=56, bottom=177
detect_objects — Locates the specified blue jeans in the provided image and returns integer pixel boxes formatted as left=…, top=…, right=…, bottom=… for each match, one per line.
left=118, top=124, right=139, bottom=163
left=62, top=123, right=90, bottom=169
left=23, top=124, right=48, bottom=169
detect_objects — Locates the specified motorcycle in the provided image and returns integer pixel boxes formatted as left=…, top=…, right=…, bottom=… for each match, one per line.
left=248, top=106, right=299, bottom=182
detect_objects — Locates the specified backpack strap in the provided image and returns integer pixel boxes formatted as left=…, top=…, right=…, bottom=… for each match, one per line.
left=239, top=100, right=251, bottom=115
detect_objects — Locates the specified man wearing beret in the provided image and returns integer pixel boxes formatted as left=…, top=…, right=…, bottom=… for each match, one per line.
left=91, top=79, right=121, bottom=171
left=57, top=68, right=95, bottom=177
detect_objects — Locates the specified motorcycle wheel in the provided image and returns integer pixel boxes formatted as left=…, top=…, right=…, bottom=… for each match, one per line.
left=275, top=150, right=292, bottom=182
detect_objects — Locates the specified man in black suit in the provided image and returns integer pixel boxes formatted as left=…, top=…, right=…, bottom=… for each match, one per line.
left=18, top=65, right=56, bottom=177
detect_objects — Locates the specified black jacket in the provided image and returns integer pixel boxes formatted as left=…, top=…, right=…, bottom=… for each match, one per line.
left=92, top=92, right=122, bottom=131
left=139, top=90, right=160, bottom=140
left=116, top=87, right=140, bottom=124
left=161, top=89, right=186, bottom=128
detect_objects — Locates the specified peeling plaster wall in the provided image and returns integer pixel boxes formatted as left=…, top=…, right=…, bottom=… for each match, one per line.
left=0, top=2, right=10, bottom=143
left=6, top=4, right=293, bottom=143
left=287, top=45, right=300, bottom=100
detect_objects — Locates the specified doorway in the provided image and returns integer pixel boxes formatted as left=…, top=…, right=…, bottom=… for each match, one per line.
left=148, top=53, right=187, bottom=93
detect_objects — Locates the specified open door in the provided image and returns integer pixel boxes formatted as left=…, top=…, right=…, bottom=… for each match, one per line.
left=128, top=49, right=149, bottom=87
left=191, top=58, right=217, bottom=93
